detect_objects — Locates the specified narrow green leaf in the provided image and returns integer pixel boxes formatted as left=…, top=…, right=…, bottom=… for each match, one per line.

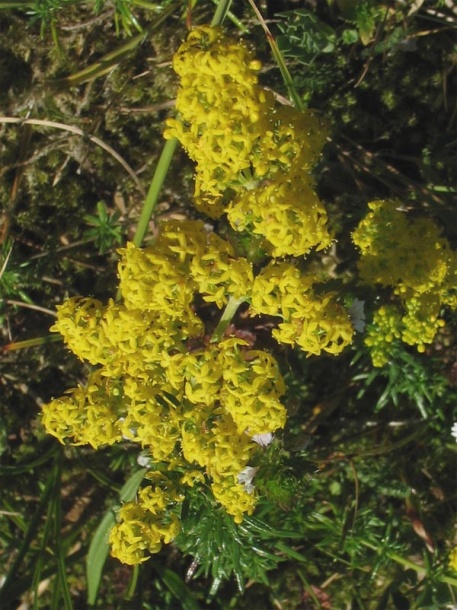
left=86, top=468, right=146, bottom=606
left=210, top=0, right=233, bottom=27
left=119, top=468, right=148, bottom=503
left=154, top=565, right=201, bottom=610
left=1, top=334, right=62, bottom=352
left=0, top=443, right=57, bottom=474
left=0, top=454, right=58, bottom=603
left=53, top=452, right=74, bottom=610
left=32, top=495, right=54, bottom=610
left=275, top=541, right=307, bottom=562
left=86, top=511, right=117, bottom=606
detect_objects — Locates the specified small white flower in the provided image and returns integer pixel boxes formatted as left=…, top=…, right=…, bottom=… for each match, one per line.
left=137, top=454, right=152, bottom=468
left=252, top=432, right=274, bottom=447
left=451, top=422, right=457, bottom=442
left=349, top=298, right=366, bottom=333
left=237, top=466, right=258, bottom=494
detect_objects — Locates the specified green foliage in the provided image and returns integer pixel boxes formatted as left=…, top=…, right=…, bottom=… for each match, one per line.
left=1, top=0, right=166, bottom=38
left=276, top=0, right=456, bottom=209
left=86, top=468, right=147, bottom=605
left=176, top=488, right=292, bottom=599
left=0, top=1, right=456, bottom=609
left=94, top=0, right=142, bottom=35
left=0, top=239, right=33, bottom=304
left=277, top=9, right=337, bottom=62
left=0, top=447, right=75, bottom=610
left=353, top=345, right=450, bottom=417
left=83, top=201, right=123, bottom=254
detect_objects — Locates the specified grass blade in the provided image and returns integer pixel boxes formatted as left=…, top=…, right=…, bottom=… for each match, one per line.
left=57, top=2, right=179, bottom=87
left=52, top=450, right=74, bottom=610
left=154, top=564, right=201, bottom=610
left=0, top=450, right=60, bottom=604
left=86, top=468, right=147, bottom=605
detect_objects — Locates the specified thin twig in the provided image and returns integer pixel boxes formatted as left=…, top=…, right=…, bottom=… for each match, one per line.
left=246, top=0, right=302, bottom=109
left=0, top=244, right=13, bottom=280
left=0, top=117, right=146, bottom=198
left=5, top=300, right=57, bottom=317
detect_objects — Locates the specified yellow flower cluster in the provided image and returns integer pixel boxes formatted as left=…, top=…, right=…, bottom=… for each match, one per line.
left=353, top=200, right=457, bottom=364
left=227, top=175, right=331, bottom=258
left=251, top=261, right=353, bottom=355
left=449, top=546, right=457, bottom=573
left=41, top=369, right=123, bottom=448
left=109, top=474, right=183, bottom=564
left=42, top=28, right=357, bottom=567
left=164, top=25, right=331, bottom=257
left=164, top=25, right=269, bottom=210
left=189, top=233, right=254, bottom=308
left=364, top=305, right=403, bottom=367
left=42, top=220, right=290, bottom=562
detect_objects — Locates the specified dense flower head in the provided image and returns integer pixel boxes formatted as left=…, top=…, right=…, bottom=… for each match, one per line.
left=164, top=25, right=331, bottom=258
left=276, top=294, right=354, bottom=356
left=42, top=221, right=297, bottom=563
left=41, top=370, right=124, bottom=448
left=250, top=261, right=353, bottom=355
left=154, top=218, right=208, bottom=267
left=211, top=476, right=257, bottom=524
left=256, top=105, right=329, bottom=177
left=352, top=200, right=456, bottom=298
left=353, top=200, right=457, bottom=364
left=181, top=413, right=259, bottom=523
left=251, top=261, right=314, bottom=317
left=226, top=175, right=332, bottom=257
left=164, top=25, right=272, bottom=211
left=364, top=305, right=403, bottom=367
left=120, top=383, right=181, bottom=462
left=51, top=297, right=108, bottom=365
left=109, top=475, right=183, bottom=565
left=117, top=242, right=197, bottom=321
left=41, top=28, right=355, bottom=568
left=218, top=341, right=287, bottom=435
left=401, top=293, right=445, bottom=352
left=189, top=233, right=253, bottom=308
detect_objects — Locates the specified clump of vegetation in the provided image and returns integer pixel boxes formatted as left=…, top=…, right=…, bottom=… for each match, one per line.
left=1, top=1, right=456, bottom=609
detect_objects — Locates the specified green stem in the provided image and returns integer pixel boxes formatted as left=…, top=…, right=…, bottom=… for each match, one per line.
left=1, top=334, right=62, bottom=351
left=210, top=296, right=245, bottom=344
left=132, top=138, right=178, bottom=247
left=360, top=540, right=457, bottom=586
left=211, top=0, right=233, bottom=27
left=125, top=564, right=140, bottom=600
left=247, top=0, right=302, bottom=109
left=131, top=0, right=233, bottom=250
left=211, top=0, right=247, bottom=32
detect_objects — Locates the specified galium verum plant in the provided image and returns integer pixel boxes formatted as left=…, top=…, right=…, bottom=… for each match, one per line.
left=41, top=26, right=457, bottom=570
left=163, top=25, right=333, bottom=258
left=352, top=199, right=457, bottom=367
left=41, top=25, right=354, bottom=566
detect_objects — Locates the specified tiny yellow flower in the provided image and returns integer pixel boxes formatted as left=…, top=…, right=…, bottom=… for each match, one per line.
left=448, top=547, right=457, bottom=572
